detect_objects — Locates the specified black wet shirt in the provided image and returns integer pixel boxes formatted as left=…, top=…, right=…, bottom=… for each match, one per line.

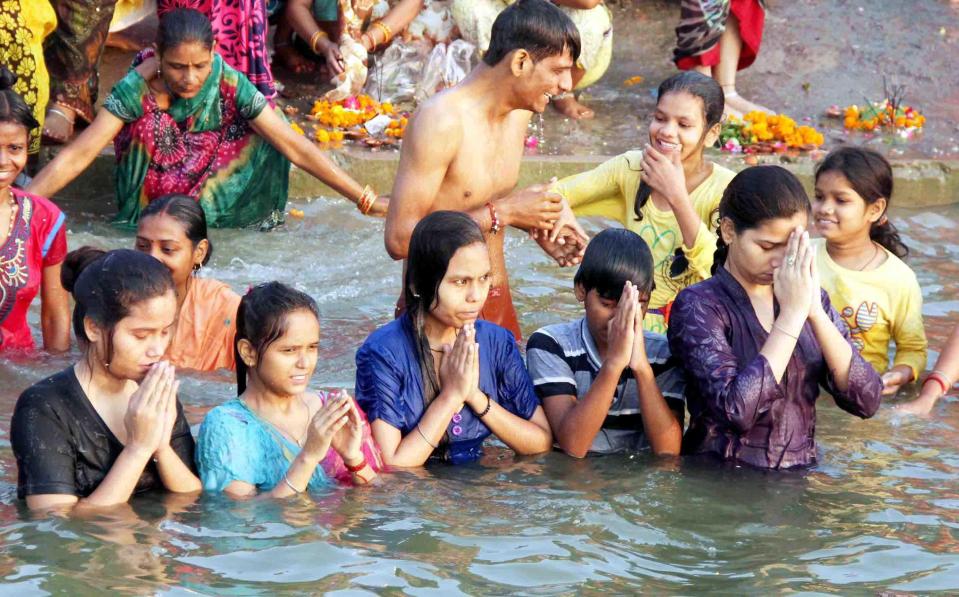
left=11, top=367, right=196, bottom=500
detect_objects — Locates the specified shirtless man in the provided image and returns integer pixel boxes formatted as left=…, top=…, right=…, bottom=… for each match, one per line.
left=386, top=0, right=588, bottom=340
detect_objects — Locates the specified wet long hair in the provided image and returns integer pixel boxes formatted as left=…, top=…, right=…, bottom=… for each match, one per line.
left=574, top=229, right=655, bottom=300
left=483, top=0, right=581, bottom=66
left=815, top=146, right=908, bottom=258
left=61, top=248, right=175, bottom=366
left=712, top=166, right=811, bottom=275
left=0, top=66, right=39, bottom=132
left=140, top=194, right=213, bottom=268
left=157, top=8, right=215, bottom=54
left=404, top=211, right=486, bottom=407
left=234, top=282, right=320, bottom=395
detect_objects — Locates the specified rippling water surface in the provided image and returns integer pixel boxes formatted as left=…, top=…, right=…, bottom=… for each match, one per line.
left=0, top=193, right=957, bottom=594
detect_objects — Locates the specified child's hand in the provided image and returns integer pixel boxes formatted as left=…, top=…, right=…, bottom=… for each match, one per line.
left=881, top=369, right=911, bottom=395
left=641, top=144, right=687, bottom=207
left=628, top=298, right=651, bottom=374
left=606, top=282, right=638, bottom=372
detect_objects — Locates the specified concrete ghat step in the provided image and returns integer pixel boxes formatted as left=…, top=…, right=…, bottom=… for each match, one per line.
left=46, top=147, right=959, bottom=209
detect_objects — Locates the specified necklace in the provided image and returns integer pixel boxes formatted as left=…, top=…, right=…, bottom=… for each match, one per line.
left=248, top=394, right=309, bottom=447
left=857, top=242, right=881, bottom=271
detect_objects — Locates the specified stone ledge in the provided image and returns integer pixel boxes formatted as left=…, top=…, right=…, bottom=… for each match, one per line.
left=44, top=147, right=959, bottom=209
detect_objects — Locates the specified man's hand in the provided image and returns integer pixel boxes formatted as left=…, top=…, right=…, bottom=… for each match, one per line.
left=531, top=227, right=587, bottom=266
left=496, top=184, right=563, bottom=231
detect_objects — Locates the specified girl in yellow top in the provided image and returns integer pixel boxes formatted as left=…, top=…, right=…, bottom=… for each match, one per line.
left=812, top=147, right=926, bottom=396
left=552, top=72, right=735, bottom=333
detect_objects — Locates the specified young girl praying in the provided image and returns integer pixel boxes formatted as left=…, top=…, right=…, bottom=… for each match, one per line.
left=196, top=282, right=380, bottom=498
left=552, top=72, right=736, bottom=334
left=812, top=147, right=927, bottom=395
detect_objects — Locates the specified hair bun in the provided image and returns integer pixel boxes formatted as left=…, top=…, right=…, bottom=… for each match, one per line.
left=0, top=66, right=16, bottom=91
left=60, top=246, right=107, bottom=294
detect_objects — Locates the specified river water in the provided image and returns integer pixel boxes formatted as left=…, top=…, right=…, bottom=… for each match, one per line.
left=0, top=192, right=957, bottom=594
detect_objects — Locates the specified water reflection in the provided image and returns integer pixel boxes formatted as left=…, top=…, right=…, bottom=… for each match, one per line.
left=0, top=196, right=956, bottom=592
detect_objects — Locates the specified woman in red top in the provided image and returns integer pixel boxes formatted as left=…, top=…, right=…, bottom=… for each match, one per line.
left=0, top=67, right=70, bottom=353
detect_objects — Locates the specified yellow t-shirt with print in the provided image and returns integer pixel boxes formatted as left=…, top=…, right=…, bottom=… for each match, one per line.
left=553, top=150, right=735, bottom=334
left=814, top=237, right=927, bottom=378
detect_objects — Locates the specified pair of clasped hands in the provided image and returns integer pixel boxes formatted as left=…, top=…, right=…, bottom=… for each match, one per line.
left=602, top=281, right=652, bottom=374
left=772, top=227, right=828, bottom=330
left=436, top=323, right=488, bottom=412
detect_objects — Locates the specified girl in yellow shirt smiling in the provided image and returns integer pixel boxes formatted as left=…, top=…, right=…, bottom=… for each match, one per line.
left=552, top=72, right=735, bottom=333
left=812, top=147, right=927, bottom=396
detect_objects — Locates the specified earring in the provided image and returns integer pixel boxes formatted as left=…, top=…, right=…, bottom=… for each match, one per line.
left=192, top=263, right=201, bottom=275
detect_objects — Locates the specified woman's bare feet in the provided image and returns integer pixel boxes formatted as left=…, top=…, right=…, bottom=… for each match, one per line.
left=724, top=89, right=773, bottom=116
left=41, top=103, right=76, bottom=145
left=553, top=94, right=595, bottom=120
left=275, top=44, right=316, bottom=74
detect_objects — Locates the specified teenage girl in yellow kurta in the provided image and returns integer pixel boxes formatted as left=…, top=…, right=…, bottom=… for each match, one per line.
left=552, top=72, right=735, bottom=334
left=812, top=146, right=927, bottom=397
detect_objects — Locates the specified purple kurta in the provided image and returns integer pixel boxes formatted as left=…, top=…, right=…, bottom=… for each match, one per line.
left=667, top=267, right=882, bottom=469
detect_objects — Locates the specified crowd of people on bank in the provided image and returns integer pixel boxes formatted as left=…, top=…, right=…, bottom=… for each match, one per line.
left=0, top=1, right=955, bottom=514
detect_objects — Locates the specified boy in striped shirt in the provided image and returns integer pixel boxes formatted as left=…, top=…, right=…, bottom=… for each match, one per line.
left=526, top=229, right=685, bottom=457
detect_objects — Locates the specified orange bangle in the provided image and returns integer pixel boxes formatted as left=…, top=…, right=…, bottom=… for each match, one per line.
left=372, top=21, right=392, bottom=45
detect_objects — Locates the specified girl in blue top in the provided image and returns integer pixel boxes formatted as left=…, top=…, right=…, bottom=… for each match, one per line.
left=197, top=282, right=379, bottom=498
left=356, top=211, right=553, bottom=466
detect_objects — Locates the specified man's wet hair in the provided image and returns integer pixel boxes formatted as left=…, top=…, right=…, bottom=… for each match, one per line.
left=483, top=0, right=581, bottom=67
left=574, top=229, right=654, bottom=301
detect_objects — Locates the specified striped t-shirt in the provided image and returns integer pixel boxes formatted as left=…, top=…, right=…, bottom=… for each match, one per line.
left=526, top=318, right=686, bottom=454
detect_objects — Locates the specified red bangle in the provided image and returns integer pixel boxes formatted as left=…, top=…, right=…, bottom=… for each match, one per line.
left=924, top=372, right=950, bottom=396
left=344, top=456, right=367, bottom=473
left=486, top=202, right=501, bottom=235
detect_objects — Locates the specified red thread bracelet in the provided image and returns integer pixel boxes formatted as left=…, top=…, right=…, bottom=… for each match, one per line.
left=924, top=372, right=950, bottom=396
left=344, top=456, right=367, bottom=473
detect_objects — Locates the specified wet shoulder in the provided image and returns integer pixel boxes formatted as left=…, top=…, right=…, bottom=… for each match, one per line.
left=16, top=368, right=79, bottom=409
left=362, top=317, right=414, bottom=354
left=194, top=278, right=241, bottom=309
left=412, top=92, right=464, bottom=137
left=528, top=319, right=583, bottom=354
left=200, top=400, right=258, bottom=436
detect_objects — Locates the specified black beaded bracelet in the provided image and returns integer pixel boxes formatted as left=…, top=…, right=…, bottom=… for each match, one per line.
left=477, top=394, right=492, bottom=418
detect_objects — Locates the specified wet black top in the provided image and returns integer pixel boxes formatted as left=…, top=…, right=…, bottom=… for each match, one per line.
left=11, top=367, right=196, bottom=500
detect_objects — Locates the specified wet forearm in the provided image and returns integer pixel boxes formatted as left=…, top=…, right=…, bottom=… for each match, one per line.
left=554, top=365, right=622, bottom=458
left=472, top=398, right=551, bottom=455
left=79, top=446, right=153, bottom=508
left=388, top=393, right=463, bottom=467
left=633, top=366, right=681, bottom=455
left=154, top=447, right=201, bottom=493
left=810, top=312, right=853, bottom=392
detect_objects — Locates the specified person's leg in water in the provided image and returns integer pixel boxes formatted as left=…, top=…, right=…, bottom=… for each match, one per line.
left=714, top=13, right=772, bottom=117
left=553, top=66, right=595, bottom=120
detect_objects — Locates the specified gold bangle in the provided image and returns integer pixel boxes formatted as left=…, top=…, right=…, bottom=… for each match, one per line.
left=357, top=185, right=376, bottom=215
left=310, top=30, right=328, bottom=55
left=372, top=21, right=392, bottom=45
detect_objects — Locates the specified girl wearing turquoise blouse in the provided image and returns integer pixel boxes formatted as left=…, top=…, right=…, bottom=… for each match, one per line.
left=197, top=282, right=380, bottom=497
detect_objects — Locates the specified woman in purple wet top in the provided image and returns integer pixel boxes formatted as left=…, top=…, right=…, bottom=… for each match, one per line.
left=668, top=166, right=882, bottom=469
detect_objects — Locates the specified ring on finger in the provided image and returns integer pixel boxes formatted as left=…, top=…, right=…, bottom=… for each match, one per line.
left=786, top=256, right=796, bottom=267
